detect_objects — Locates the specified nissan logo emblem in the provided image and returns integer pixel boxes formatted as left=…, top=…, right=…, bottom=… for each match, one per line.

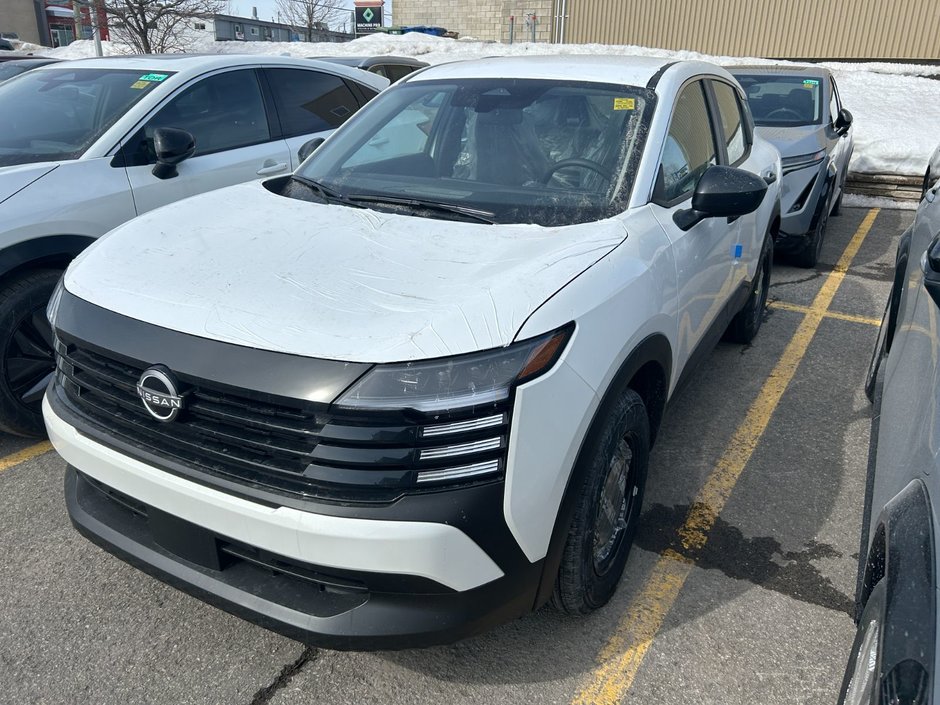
left=136, top=366, right=184, bottom=422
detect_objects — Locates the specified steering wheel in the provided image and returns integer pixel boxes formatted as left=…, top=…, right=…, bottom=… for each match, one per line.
left=766, top=107, right=803, bottom=121
left=542, top=158, right=613, bottom=184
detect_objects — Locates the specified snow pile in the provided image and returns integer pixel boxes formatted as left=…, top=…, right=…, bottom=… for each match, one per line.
left=41, top=33, right=940, bottom=177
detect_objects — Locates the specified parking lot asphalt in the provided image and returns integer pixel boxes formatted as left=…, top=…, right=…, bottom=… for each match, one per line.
left=0, top=205, right=908, bottom=705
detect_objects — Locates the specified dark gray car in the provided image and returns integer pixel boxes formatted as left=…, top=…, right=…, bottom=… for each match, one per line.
left=729, top=65, right=854, bottom=267
left=842, top=156, right=940, bottom=704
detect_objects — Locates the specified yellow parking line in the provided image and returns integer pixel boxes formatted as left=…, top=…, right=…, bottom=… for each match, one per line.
left=0, top=441, right=53, bottom=474
left=572, top=208, right=880, bottom=705
left=769, top=300, right=881, bottom=327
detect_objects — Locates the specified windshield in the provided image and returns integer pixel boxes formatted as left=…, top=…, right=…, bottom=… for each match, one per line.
left=0, top=62, right=43, bottom=83
left=295, top=78, right=654, bottom=226
left=733, top=74, right=822, bottom=127
left=0, top=68, right=174, bottom=167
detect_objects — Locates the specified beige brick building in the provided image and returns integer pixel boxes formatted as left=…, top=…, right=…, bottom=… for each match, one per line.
left=0, top=0, right=46, bottom=45
left=391, top=0, right=939, bottom=60
left=393, top=0, right=554, bottom=43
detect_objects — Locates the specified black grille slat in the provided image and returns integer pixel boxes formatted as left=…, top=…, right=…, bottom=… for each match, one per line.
left=56, top=340, right=510, bottom=502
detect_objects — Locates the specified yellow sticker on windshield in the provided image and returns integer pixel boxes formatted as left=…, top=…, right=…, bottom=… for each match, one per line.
left=130, top=80, right=149, bottom=89
left=613, top=97, right=635, bottom=111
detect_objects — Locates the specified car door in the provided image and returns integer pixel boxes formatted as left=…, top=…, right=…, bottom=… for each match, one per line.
left=828, top=76, right=853, bottom=191
left=120, top=67, right=291, bottom=216
left=261, top=67, right=364, bottom=169
left=649, top=79, right=744, bottom=367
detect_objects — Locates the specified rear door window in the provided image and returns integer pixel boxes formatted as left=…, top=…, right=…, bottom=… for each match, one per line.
left=263, top=68, right=359, bottom=137
left=711, top=81, right=748, bottom=165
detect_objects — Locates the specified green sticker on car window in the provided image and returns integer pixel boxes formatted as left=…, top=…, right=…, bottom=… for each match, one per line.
left=803, top=79, right=820, bottom=86
left=138, top=73, right=169, bottom=82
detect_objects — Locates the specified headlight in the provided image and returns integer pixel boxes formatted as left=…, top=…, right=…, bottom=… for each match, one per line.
left=46, top=275, right=65, bottom=327
left=336, top=324, right=574, bottom=412
left=781, top=149, right=826, bottom=175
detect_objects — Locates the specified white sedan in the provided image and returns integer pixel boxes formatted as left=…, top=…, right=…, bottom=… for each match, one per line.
left=0, top=54, right=387, bottom=435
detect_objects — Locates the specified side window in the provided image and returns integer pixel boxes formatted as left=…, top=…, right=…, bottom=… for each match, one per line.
left=124, top=69, right=270, bottom=166
left=712, top=81, right=748, bottom=165
left=657, top=81, right=717, bottom=203
left=368, top=65, right=389, bottom=78
left=387, top=65, right=413, bottom=83
left=264, top=68, right=359, bottom=137
left=829, top=78, right=841, bottom=124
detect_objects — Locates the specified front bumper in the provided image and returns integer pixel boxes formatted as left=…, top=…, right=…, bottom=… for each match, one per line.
left=776, top=163, right=830, bottom=252
left=46, top=393, right=544, bottom=649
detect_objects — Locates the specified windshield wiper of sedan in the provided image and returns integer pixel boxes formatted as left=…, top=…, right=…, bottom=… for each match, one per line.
left=290, top=175, right=363, bottom=208
left=346, top=194, right=497, bottom=224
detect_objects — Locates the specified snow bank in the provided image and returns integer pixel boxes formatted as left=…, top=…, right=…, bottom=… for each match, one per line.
left=41, top=33, right=940, bottom=177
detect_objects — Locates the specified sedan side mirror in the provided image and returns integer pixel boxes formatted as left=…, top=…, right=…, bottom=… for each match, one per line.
left=152, top=127, right=196, bottom=180
left=673, top=165, right=768, bottom=231
left=298, top=137, right=325, bottom=164
left=835, top=108, right=853, bottom=135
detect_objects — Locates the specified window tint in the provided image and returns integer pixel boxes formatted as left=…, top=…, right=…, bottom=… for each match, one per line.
left=734, top=74, right=822, bottom=126
left=387, top=65, right=414, bottom=83
left=712, top=81, right=747, bottom=164
left=125, top=69, right=269, bottom=165
left=658, top=82, right=716, bottom=203
left=264, top=68, right=359, bottom=137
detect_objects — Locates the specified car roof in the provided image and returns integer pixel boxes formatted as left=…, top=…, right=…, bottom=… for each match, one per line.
left=315, top=55, right=428, bottom=69
left=728, top=64, right=832, bottom=79
left=31, top=53, right=388, bottom=89
left=407, top=55, right=677, bottom=87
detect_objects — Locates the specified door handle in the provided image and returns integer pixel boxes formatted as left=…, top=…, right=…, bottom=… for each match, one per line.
left=257, top=161, right=288, bottom=176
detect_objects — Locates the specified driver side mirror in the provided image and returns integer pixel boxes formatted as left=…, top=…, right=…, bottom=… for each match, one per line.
left=298, top=137, right=325, bottom=164
left=673, top=165, right=768, bottom=231
left=152, top=127, right=195, bottom=180
left=835, top=108, right=853, bottom=135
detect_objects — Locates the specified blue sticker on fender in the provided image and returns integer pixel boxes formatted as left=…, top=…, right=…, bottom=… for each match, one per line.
left=733, top=244, right=743, bottom=258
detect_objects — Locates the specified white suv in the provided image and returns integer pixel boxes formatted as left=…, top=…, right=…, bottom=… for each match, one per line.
left=45, top=56, right=781, bottom=648
left=0, top=54, right=387, bottom=436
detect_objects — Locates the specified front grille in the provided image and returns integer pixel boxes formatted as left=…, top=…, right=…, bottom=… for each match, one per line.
left=55, top=337, right=510, bottom=503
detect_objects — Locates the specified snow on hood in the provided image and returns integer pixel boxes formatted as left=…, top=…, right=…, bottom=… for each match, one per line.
left=64, top=180, right=627, bottom=363
left=754, top=125, right=827, bottom=159
left=0, top=162, right=57, bottom=206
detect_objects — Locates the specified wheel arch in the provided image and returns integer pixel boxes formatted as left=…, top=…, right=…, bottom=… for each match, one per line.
left=0, top=235, right=95, bottom=286
left=533, top=333, right=673, bottom=608
left=856, top=479, right=937, bottom=687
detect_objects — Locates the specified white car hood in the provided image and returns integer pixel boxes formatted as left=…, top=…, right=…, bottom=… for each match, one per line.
left=65, top=181, right=627, bottom=363
left=0, top=162, right=57, bottom=205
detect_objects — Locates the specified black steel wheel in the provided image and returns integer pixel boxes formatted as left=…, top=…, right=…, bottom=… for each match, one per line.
left=552, top=388, right=650, bottom=614
left=0, top=269, right=61, bottom=436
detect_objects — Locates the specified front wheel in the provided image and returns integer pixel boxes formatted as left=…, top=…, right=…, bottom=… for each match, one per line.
left=0, top=269, right=62, bottom=437
left=552, top=388, right=650, bottom=614
left=793, top=194, right=830, bottom=268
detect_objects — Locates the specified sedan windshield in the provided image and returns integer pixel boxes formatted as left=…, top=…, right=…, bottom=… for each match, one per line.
left=296, top=78, right=654, bottom=226
left=0, top=68, right=173, bottom=167
left=733, top=74, right=822, bottom=127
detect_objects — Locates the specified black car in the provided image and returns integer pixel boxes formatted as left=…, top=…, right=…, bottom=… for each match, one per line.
left=840, top=157, right=940, bottom=704
left=311, top=55, right=428, bottom=82
left=0, top=38, right=15, bottom=51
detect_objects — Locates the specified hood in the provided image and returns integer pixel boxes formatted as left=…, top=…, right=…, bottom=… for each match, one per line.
left=64, top=180, right=628, bottom=363
left=0, top=162, right=57, bottom=205
left=754, top=125, right=827, bottom=158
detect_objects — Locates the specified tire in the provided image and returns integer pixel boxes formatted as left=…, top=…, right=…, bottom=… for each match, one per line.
left=552, top=388, right=650, bottom=614
left=838, top=580, right=886, bottom=705
left=725, top=234, right=773, bottom=344
left=792, top=194, right=830, bottom=268
left=0, top=269, right=62, bottom=437
left=832, top=185, right=844, bottom=217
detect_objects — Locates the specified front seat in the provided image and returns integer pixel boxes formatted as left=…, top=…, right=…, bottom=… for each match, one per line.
left=470, top=108, right=550, bottom=186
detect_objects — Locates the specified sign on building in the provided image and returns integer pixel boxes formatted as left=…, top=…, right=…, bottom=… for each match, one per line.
left=354, top=2, right=383, bottom=35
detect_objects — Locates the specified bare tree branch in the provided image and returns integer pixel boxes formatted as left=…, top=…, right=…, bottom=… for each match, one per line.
left=101, top=0, right=223, bottom=54
left=274, top=0, right=345, bottom=42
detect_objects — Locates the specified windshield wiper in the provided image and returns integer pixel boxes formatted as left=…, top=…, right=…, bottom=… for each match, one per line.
left=346, top=194, right=497, bottom=224
left=290, top=175, right=363, bottom=208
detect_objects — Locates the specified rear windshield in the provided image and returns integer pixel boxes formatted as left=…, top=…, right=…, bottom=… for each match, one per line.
left=733, top=74, right=823, bottom=126
left=0, top=68, right=173, bottom=167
